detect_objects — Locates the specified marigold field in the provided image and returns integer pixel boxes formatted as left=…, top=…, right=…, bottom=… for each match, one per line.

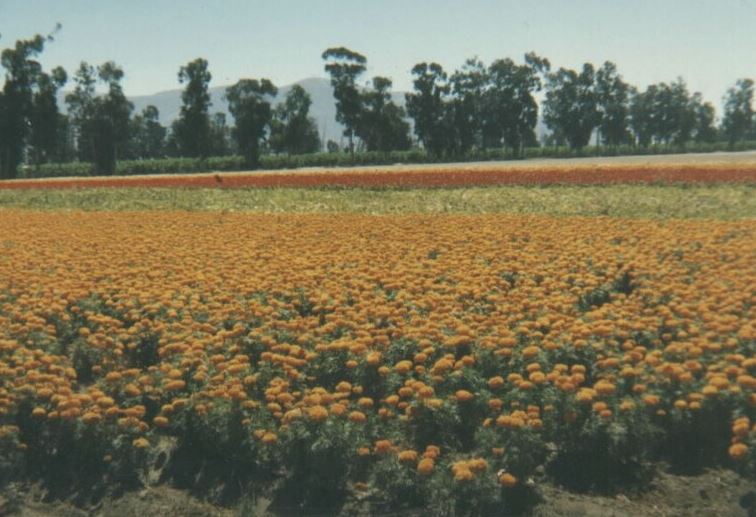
left=0, top=207, right=754, bottom=513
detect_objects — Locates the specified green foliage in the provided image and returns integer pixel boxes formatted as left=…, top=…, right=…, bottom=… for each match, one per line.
left=276, top=416, right=364, bottom=510
left=174, top=58, right=213, bottom=158
left=0, top=31, right=58, bottom=179
left=722, top=79, right=754, bottom=145
left=595, top=61, right=631, bottom=146
left=226, top=78, right=278, bottom=168
left=322, top=47, right=367, bottom=154
left=125, top=105, right=167, bottom=160
left=65, top=61, right=134, bottom=175
left=0, top=426, right=23, bottom=487
left=482, top=53, right=550, bottom=156
left=269, top=84, right=321, bottom=155
left=547, top=406, right=658, bottom=492
left=629, top=79, right=701, bottom=147
left=405, top=62, right=451, bottom=157
left=359, top=76, right=411, bottom=152
left=28, top=66, right=68, bottom=165
left=543, top=63, right=600, bottom=150
left=404, top=54, right=550, bottom=158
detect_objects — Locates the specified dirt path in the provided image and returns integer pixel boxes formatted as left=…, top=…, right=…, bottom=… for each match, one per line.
left=3, top=467, right=754, bottom=516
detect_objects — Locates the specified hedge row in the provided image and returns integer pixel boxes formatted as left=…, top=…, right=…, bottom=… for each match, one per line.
left=18, top=141, right=756, bottom=180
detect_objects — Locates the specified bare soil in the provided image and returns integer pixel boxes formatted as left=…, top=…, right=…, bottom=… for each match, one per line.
left=2, top=466, right=753, bottom=517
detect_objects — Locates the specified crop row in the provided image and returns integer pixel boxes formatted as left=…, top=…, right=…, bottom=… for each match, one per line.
left=0, top=211, right=754, bottom=512
left=2, top=163, right=756, bottom=191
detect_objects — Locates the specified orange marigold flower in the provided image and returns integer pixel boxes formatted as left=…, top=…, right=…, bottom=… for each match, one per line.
left=499, top=472, right=518, bottom=488
left=455, top=390, right=474, bottom=402
left=349, top=410, right=367, bottom=423
left=488, top=376, right=505, bottom=389
left=308, top=405, right=329, bottom=422
left=594, top=381, right=616, bottom=396
left=398, top=450, right=418, bottom=463
left=423, top=445, right=440, bottom=459
left=451, top=462, right=474, bottom=481
left=164, top=379, right=186, bottom=391
left=729, top=443, right=748, bottom=460
left=81, top=411, right=101, bottom=425
left=261, top=432, right=278, bottom=444
left=132, top=438, right=149, bottom=449
left=417, top=457, right=435, bottom=475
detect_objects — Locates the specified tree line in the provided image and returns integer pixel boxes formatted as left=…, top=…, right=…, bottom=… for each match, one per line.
left=1, top=31, right=754, bottom=179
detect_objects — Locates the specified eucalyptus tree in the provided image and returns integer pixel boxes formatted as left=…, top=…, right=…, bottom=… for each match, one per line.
left=269, top=84, right=321, bottom=155
left=66, top=61, right=133, bottom=174
left=322, top=47, right=367, bottom=154
left=594, top=61, right=631, bottom=146
left=29, top=66, right=68, bottom=165
left=0, top=32, right=60, bottom=178
left=175, top=58, right=212, bottom=157
left=543, top=63, right=600, bottom=150
left=226, top=78, right=277, bottom=168
left=722, top=78, right=754, bottom=145
left=484, top=52, right=549, bottom=156
left=405, top=62, right=451, bottom=156
left=359, top=76, right=411, bottom=152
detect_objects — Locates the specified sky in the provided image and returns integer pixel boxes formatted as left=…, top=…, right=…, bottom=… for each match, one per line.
left=1, top=0, right=755, bottom=110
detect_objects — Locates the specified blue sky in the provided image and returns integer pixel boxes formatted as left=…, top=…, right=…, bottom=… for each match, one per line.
left=2, top=0, right=754, bottom=109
